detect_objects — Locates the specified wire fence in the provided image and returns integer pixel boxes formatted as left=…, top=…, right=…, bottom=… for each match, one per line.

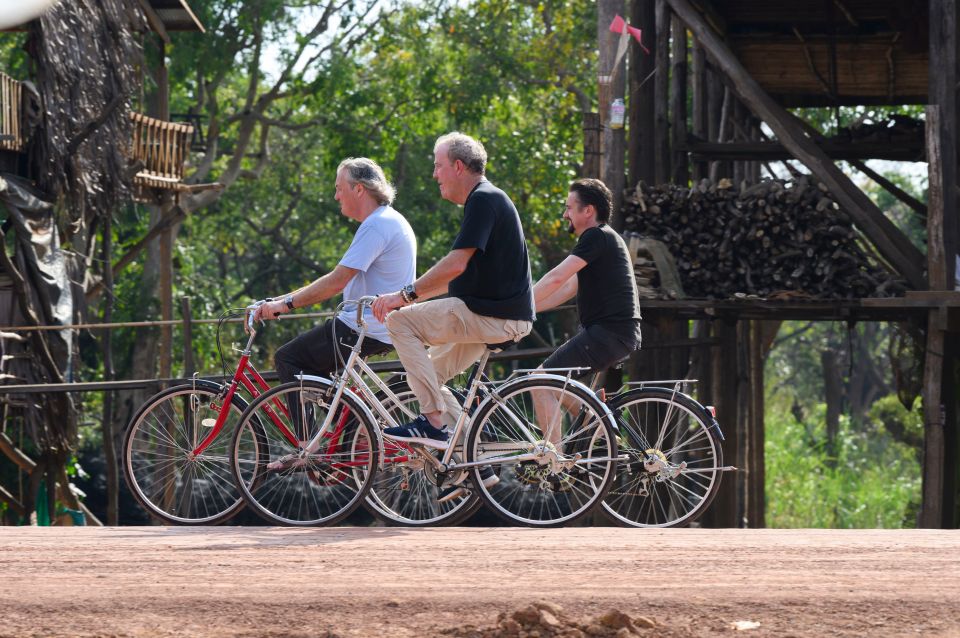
left=0, top=303, right=716, bottom=395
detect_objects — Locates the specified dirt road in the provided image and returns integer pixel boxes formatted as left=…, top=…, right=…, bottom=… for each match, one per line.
left=0, top=527, right=958, bottom=637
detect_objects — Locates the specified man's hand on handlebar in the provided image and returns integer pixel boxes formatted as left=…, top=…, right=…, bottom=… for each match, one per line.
left=371, top=291, right=405, bottom=323
left=244, top=298, right=289, bottom=333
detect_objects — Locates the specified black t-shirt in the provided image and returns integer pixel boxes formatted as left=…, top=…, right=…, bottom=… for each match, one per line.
left=571, top=224, right=642, bottom=341
left=449, top=180, right=535, bottom=321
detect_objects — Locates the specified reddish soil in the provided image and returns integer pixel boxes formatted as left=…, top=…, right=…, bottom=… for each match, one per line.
left=0, top=527, right=958, bottom=637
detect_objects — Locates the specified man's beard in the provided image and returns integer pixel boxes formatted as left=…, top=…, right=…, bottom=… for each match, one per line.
left=566, top=221, right=575, bottom=234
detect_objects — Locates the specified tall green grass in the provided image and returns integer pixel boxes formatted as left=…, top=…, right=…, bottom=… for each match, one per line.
left=765, top=395, right=921, bottom=528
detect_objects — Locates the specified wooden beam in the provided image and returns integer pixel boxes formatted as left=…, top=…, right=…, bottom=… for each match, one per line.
left=0, top=483, right=25, bottom=517
left=136, top=0, right=171, bottom=44
left=684, top=138, right=925, bottom=162
left=849, top=160, right=927, bottom=219
left=666, top=0, right=926, bottom=289
left=0, top=431, right=36, bottom=473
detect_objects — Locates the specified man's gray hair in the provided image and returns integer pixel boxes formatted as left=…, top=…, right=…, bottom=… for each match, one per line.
left=434, top=132, right=487, bottom=175
left=337, top=157, right=396, bottom=205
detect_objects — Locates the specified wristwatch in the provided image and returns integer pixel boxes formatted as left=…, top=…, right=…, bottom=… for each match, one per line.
left=401, top=284, right=418, bottom=303
left=284, top=294, right=295, bottom=310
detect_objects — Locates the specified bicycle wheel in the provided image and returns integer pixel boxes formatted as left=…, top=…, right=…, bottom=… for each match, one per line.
left=366, top=381, right=481, bottom=526
left=603, top=387, right=724, bottom=527
left=230, top=379, right=378, bottom=526
left=464, top=375, right=618, bottom=527
left=122, top=380, right=263, bottom=525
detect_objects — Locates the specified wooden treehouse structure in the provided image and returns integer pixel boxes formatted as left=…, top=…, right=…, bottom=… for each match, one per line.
left=0, top=0, right=204, bottom=525
left=598, top=0, right=959, bottom=528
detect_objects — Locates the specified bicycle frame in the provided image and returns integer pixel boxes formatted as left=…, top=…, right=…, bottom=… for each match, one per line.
left=190, top=324, right=298, bottom=456
left=301, top=300, right=618, bottom=474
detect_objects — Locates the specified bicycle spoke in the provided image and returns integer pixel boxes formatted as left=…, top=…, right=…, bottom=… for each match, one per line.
left=124, top=384, right=252, bottom=525
left=468, top=378, right=616, bottom=527
left=602, top=390, right=722, bottom=528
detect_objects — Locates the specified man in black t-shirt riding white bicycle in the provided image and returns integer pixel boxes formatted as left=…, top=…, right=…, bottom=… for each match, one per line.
left=371, top=132, right=535, bottom=457
left=532, top=178, right=642, bottom=443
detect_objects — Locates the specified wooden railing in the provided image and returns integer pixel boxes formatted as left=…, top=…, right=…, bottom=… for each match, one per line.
left=0, top=72, right=23, bottom=152
left=129, top=112, right=194, bottom=189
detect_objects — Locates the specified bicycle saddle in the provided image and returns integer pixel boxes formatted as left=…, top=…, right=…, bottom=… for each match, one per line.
left=486, top=339, right=516, bottom=353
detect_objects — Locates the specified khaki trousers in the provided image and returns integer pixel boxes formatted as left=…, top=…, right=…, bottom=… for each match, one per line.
left=385, top=297, right=532, bottom=419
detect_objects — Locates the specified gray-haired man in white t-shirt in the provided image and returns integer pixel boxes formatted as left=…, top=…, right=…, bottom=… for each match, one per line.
left=253, top=157, right=416, bottom=382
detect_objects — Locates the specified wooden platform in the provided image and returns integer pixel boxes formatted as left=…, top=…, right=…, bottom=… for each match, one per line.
left=640, top=291, right=960, bottom=322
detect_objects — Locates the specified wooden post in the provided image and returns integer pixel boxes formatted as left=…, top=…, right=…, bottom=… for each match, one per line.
left=703, top=318, right=740, bottom=527
left=583, top=112, right=602, bottom=179
left=156, top=39, right=174, bottom=388
left=600, top=0, right=628, bottom=230
left=746, top=320, right=766, bottom=528
left=670, top=15, right=689, bottom=185
left=921, top=105, right=947, bottom=528
left=691, top=39, right=707, bottom=182
left=732, top=99, right=745, bottom=185
left=159, top=202, right=173, bottom=385
left=101, top=215, right=118, bottom=526
left=654, top=0, right=670, bottom=185
left=628, top=0, right=656, bottom=189
left=748, top=117, right=761, bottom=183
left=927, top=0, right=959, bottom=528
left=666, top=0, right=925, bottom=289
left=181, top=297, right=195, bottom=378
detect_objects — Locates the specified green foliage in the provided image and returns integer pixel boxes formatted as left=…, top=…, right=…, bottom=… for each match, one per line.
left=765, top=374, right=922, bottom=528
left=143, top=0, right=599, bottom=367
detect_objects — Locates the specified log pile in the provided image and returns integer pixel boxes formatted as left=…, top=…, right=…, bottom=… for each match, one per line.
left=622, top=177, right=908, bottom=300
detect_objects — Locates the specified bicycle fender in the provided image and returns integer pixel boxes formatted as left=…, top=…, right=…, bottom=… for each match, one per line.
left=475, top=373, right=619, bottom=434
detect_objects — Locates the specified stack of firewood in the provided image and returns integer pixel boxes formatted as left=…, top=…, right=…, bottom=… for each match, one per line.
left=621, top=178, right=907, bottom=300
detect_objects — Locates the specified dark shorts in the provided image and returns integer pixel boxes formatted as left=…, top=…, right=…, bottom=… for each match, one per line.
left=542, top=323, right=640, bottom=375
left=274, top=317, right=392, bottom=383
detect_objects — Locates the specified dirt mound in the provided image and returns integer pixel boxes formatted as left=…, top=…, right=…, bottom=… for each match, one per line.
left=440, top=602, right=661, bottom=638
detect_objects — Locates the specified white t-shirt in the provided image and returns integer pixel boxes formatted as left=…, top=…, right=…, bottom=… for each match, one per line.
left=338, top=205, right=416, bottom=344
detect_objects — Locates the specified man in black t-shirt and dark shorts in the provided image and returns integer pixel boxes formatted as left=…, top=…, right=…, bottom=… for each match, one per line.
left=533, top=178, right=642, bottom=383
left=372, top=132, right=535, bottom=456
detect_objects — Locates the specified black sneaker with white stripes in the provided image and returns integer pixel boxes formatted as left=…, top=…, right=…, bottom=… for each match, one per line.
left=383, top=415, right=450, bottom=449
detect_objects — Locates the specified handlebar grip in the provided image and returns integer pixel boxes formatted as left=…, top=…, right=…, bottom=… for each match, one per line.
left=355, top=295, right=377, bottom=325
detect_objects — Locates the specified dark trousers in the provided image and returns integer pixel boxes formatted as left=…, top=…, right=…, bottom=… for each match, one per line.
left=275, top=317, right=392, bottom=383
left=275, top=318, right=392, bottom=437
left=542, top=323, right=640, bottom=377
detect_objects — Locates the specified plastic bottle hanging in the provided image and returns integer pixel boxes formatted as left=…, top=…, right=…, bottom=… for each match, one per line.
left=610, top=98, right=625, bottom=129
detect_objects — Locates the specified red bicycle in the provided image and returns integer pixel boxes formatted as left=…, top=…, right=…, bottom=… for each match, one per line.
left=121, top=304, right=378, bottom=525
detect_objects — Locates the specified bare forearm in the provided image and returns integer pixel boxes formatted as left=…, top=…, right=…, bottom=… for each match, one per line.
left=288, top=276, right=343, bottom=307
left=535, top=275, right=577, bottom=312
left=411, top=252, right=467, bottom=301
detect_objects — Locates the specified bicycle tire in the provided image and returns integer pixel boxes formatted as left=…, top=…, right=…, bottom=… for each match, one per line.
left=464, top=375, right=618, bottom=527
left=366, top=381, right=481, bottom=526
left=122, top=380, right=264, bottom=525
left=230, top=379, right=379, bottom=526
left=602, top=387, right=724, bottom=527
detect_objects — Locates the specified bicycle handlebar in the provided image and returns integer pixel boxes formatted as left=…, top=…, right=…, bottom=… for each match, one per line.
left=353, top=295, right=377, bottom=326
left=246, top=300, right=266, bottom=332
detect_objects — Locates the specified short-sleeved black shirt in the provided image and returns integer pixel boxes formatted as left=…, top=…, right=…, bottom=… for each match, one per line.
left=571, top=224, right=642, bottom=342
left=449, top=180, right=535, bottom=321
